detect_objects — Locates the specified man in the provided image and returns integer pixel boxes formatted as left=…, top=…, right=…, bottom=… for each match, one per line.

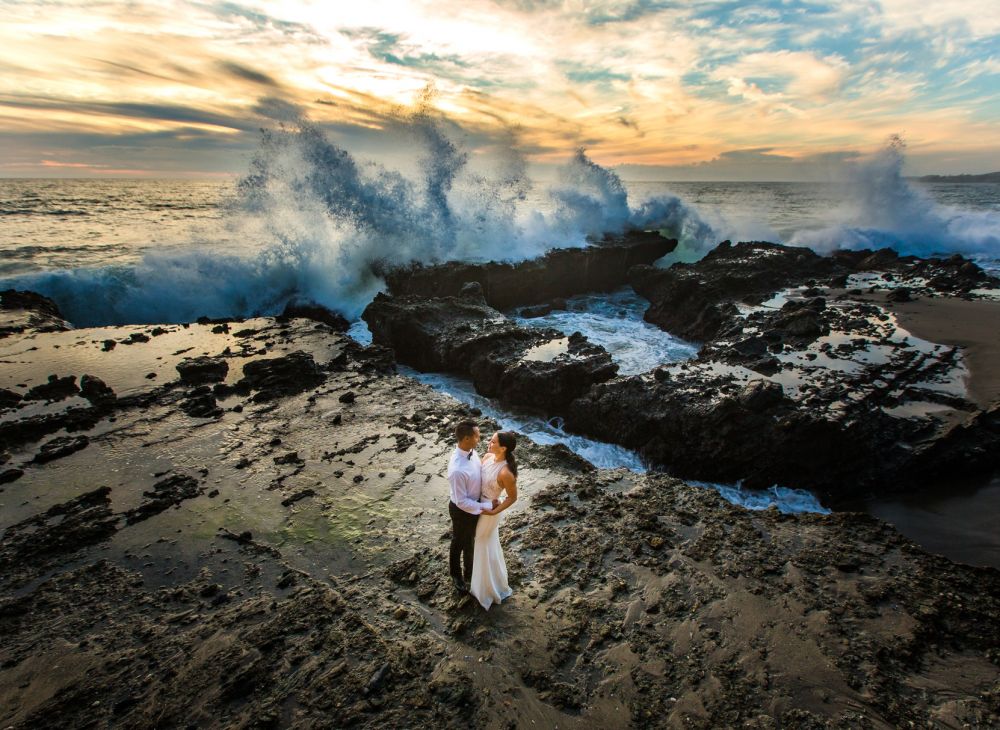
left=447, top=420, right=498, bottom=593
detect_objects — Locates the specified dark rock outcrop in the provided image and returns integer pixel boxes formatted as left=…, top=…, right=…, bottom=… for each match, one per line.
left=629, top=241, right=845, bottom=341
left=280, top=300, right=350, bottom=331
left=565, top=244, right=1000, bottom=498
left=382, top=231, right=676, bottom=310
left=176, top=356, right=230, bottom=385
left=32, top=435, right=90, bottom=464
left=179, top=387, right=223, bottom=419
left=0, top=388, right=22, bottom=408
left=363, top=291, right=617, bottom=411
left=238, top=351, right=325, bottom=401
left=79, top=375, right=116, bottom=407
left=23, top=375, right=79, bottom=402
left=124, top=474, right=203, bottom=524
left=630, top=241, right=998, bottom=342
left=0, top=289, right=71, bottom=337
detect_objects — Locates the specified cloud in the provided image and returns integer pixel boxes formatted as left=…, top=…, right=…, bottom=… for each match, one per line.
left=216, top=61, right=282, bottom=88
left=0, top=93, right=257, bottom=132
left=714, top=50, right=849, bottom=101
left=615, top=147, right=865, bottom=182
left=0, top=0, right=998, bottom=177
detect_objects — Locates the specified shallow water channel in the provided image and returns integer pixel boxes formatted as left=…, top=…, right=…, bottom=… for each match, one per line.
left=350, top=288, right=829, bottom=515
left=354, top=286, right=1000, bottom=568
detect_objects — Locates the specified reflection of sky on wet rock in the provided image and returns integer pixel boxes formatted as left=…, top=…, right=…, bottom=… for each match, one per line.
left=713, top=285, right=971, bottom=418
left=0, top=318, right=347, bottom=398
left=521, top=337, right=569, bottom=363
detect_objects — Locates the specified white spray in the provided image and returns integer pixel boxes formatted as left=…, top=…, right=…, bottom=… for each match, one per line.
left=6, top=110, right=717, bottom=326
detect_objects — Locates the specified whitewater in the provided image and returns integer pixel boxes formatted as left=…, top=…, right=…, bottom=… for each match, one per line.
left=3, top=117, right=997, bottom=327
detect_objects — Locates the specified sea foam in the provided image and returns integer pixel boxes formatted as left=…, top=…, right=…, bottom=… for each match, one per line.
left=790, top=137, right=1000, bottom=260
left=4, top=112, right=715, bottom=327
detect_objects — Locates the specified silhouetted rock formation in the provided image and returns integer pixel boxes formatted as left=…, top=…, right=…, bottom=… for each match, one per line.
left=382, top=231, right=676, bottom=310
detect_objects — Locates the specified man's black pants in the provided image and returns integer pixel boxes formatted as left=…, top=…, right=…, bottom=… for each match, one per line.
left=449, top=501, right=479, bottom=583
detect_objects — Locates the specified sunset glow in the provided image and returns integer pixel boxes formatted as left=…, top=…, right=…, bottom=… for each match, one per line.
left=2, top=0, right=998, bottom=178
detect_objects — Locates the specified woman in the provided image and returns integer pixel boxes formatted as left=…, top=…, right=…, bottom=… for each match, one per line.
left=469, top=431, right=518, bottom=610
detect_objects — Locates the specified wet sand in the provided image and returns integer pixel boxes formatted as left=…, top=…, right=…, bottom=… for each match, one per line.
left=861, top=293, right=1000, bottom=408
left=845, top=472, right=1000, bottom=569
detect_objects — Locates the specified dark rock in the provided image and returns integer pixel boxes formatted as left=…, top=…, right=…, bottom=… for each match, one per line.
left=738, top=380, right=785, bottom=412
left=125, top=474, right=203, bottom=524
left=238, top=352, right=324, bottom=401
left=346, top=343, right=396, bottom=374
left=102, top=339, right=116, bottom=351
left=199, top=583, right=222, bottom=597
left=176, top=356, right=230, bottom=385
left=0, top=388, right=22, bottom=408
left=0, top=289, right=63, bottom=318
left=731, top=337, right=769, bottom=358
left=0, top=289, right=70, bottom=337
left=0, top=487, right=117, bottom=585
left=24, top=374, right=78, bottom=402
left=366, top=663, right=390, bottom=694
left=382, top=231, right=676, bottom=310
left=959, top=261, right=983, bottom=278
left=273, top=452, right=303, bottom=466
left=459, top=281, right=484, bottom=300
left=123, top=332, right=150, bottom=344
left=281, top=489, right=315, bottom=506
left=33, top=435, right=90, bottom=464
left=629, top=241, right=850, bottom=341
left=520, top=304, right=553, bottom=318
left=747, top=356, right=781, bottom=376
left=0, top=468, right=23, bottom=484
left=279, top=301, right=349, bottom=331
left=338, top=392, right=356, bottom=404
left=179, top=387, right=223, bottom=419
left=79, top=374, right=116, bottom=406
left=363, top=292, right=617, bottom=411
left=780, top=309, right=824, bottom=338
left=0, top=405, right=103, bottom=451
left=886, top=287, right=912, bottom=303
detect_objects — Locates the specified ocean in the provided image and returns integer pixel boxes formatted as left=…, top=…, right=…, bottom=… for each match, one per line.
left=1, top=123, right=998, bottom=329
left=3, top=178, right=998, bottom=282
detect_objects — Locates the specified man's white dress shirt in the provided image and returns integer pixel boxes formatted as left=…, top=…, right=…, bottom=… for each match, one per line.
left=448, top=446, right=493, bottom=515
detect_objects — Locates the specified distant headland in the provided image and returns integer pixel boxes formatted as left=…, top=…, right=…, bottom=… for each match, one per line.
left=918, top=171, right=1000, bottom=183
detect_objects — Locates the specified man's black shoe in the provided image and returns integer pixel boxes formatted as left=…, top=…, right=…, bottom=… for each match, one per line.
left=451, top=576, right=468, bottom=593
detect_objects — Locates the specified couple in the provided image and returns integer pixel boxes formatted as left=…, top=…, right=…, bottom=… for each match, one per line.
left=447, top=420, right=518, bottom=611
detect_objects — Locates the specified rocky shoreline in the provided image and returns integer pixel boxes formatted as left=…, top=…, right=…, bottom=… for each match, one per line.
left=368, top=239, right=1000, bottom=501
left=1, top=239, right=999, bottom=727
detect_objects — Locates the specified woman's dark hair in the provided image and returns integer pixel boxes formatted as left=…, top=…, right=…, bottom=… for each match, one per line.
left=497, top=431, right=518, bottom=477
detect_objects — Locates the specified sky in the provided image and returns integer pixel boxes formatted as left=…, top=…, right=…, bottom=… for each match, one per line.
left=1, top=0, right=998, bottom=180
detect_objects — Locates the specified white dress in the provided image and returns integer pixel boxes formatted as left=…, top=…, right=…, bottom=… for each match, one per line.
left=469, top=454, right=513, bottom=610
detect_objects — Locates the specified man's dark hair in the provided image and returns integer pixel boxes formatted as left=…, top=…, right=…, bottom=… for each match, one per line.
left=455, top=420, right=478, bottom=443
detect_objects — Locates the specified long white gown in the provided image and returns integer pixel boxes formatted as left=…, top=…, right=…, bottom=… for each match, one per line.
left=469, top=454, right=513, bottom=610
